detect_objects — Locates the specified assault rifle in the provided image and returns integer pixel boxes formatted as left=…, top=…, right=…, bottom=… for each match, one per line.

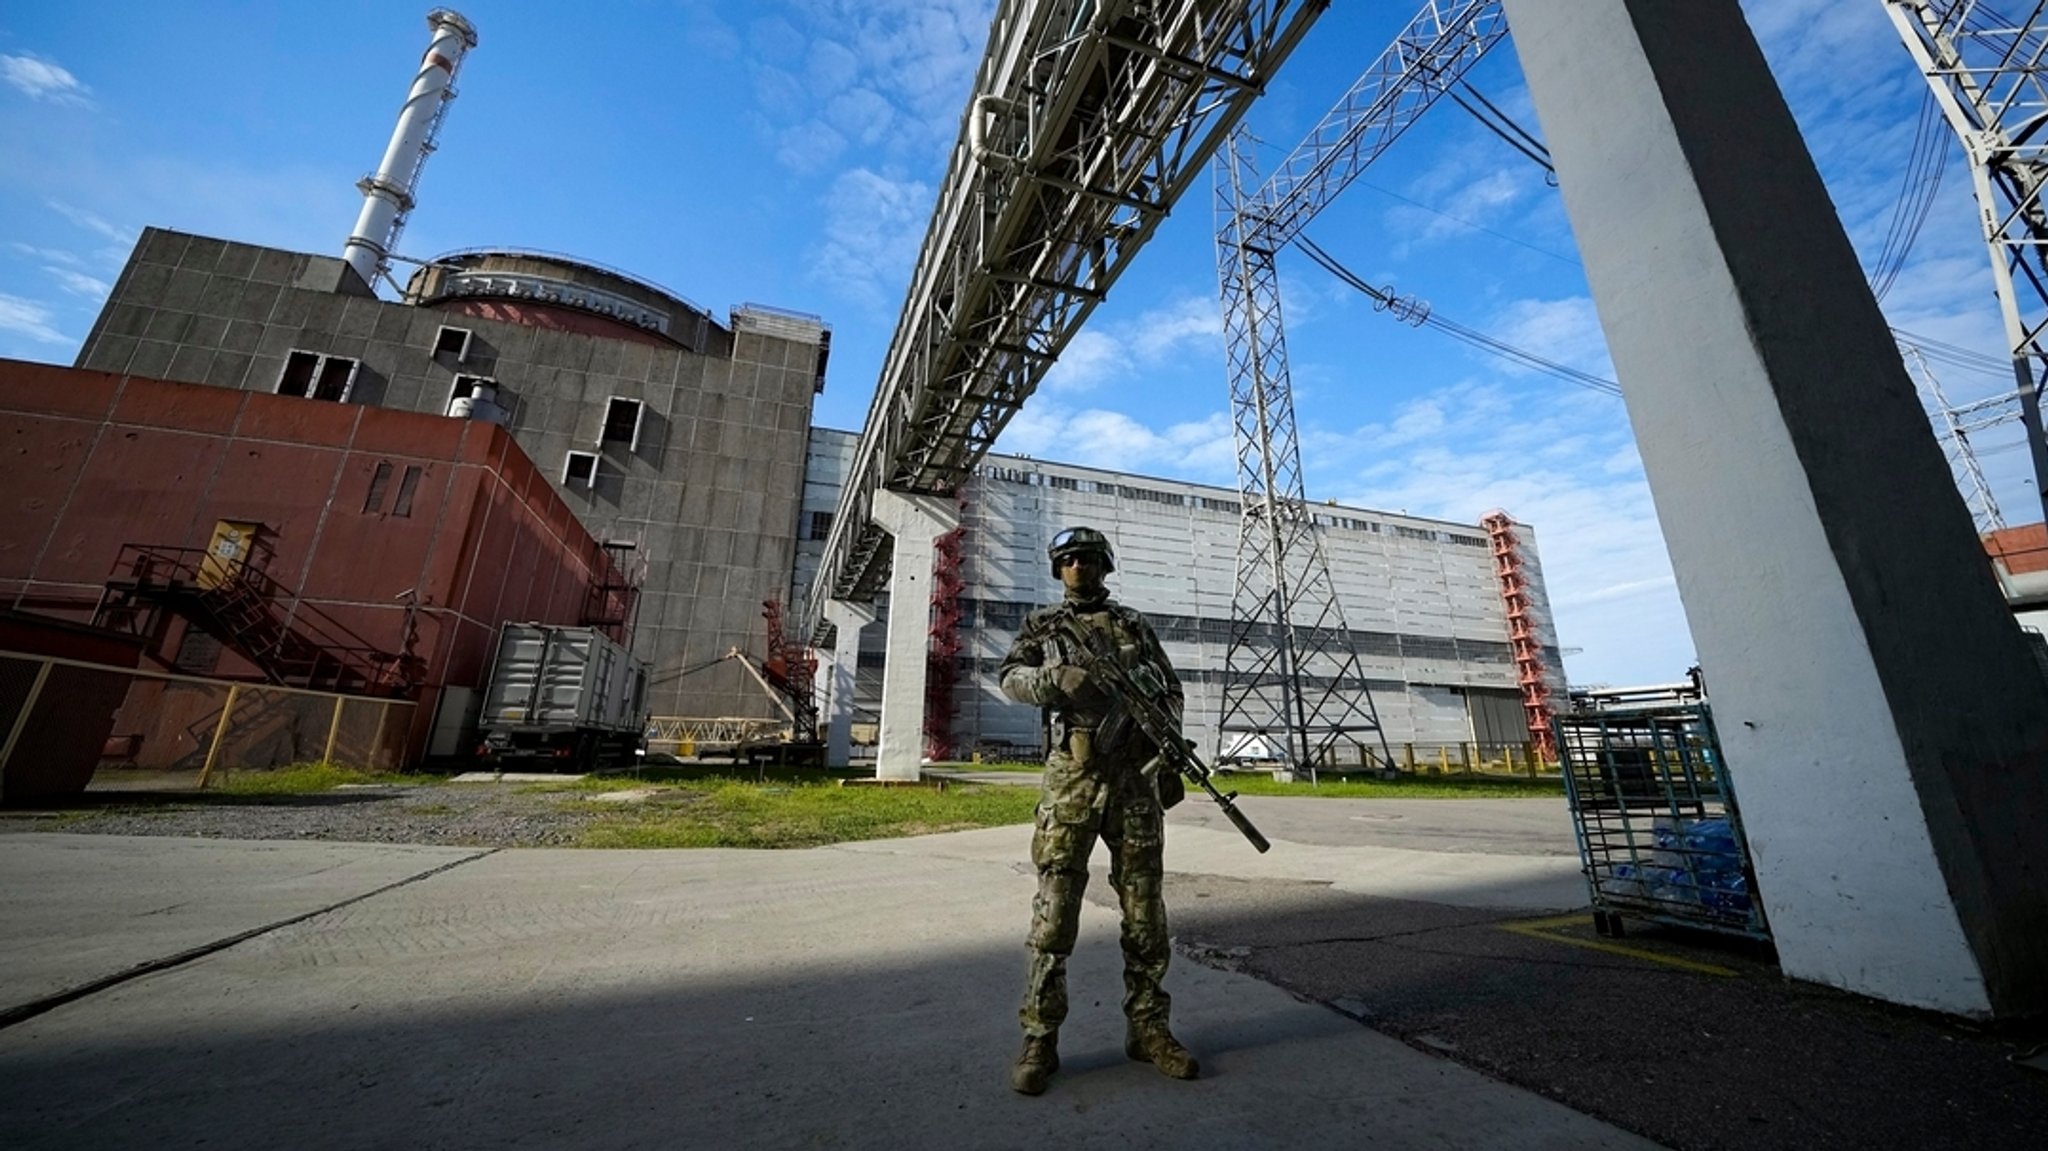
left=1051, top=615, right=1271, bottom=854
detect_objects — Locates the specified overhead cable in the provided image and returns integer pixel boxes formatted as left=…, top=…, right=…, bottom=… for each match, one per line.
left=1297, top=234, right=1622, bottom=397
left=1447, top=82, right=1555, bottom=177
left=1892, top=326, right=2016, bottom=380
left=1869, top=91, right=1947, bottom=302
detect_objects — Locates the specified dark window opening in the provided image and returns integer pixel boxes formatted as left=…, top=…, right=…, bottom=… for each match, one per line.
left=363, top=462, right=393, bottom=513
left=277, top=351, right=320, bottom=397
left=601, top=398, right=643, bottom=448
left=392, top=466, right=423, bottom=518
left=564, top=451, right=598, bottom=489
left=312, top=356, right=357, bottom=402
left=433, top=325, right=472, bottom=360
left=806, top=510, right=834, bottom=541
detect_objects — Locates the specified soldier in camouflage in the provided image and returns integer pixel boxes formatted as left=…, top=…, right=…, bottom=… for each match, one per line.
left=998, top=526, right=1199, bottom=1096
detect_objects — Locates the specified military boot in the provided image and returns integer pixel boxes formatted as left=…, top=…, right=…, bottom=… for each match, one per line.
left=1125, top=1024, right=1199, bottom=1080
left=1009, top=1033, right=1060, bottom=1096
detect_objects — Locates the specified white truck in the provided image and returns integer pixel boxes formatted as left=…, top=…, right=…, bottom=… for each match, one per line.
left=477, top=623, right=648, bottom=772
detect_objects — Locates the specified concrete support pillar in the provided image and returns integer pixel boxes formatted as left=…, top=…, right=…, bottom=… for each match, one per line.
left=1504, top=0, right=2048, bottom=1017
left=870, top=489, right=961, bottom=782
left=821, top=600, right=876, bottom=769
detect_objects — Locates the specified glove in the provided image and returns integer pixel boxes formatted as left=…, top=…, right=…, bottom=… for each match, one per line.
left=1053, top=665, right=1107, bottom=709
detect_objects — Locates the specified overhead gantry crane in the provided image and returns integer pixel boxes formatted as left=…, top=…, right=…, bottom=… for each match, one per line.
left=804, top=0, right=1332, bottom=779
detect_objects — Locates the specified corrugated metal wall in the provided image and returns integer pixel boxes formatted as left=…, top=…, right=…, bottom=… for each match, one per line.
left=795, top=428, right=1562, bottom=758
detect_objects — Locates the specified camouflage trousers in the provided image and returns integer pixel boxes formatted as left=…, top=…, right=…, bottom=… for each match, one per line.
left=1020, top=730, right=1171, bottom=1038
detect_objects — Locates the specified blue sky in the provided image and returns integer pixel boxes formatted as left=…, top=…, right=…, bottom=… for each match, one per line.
left=0, top=1, right=2029, bottom=688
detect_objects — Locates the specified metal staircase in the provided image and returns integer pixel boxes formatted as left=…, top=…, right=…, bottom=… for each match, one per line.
left=94, top=545, right=418, bottom=697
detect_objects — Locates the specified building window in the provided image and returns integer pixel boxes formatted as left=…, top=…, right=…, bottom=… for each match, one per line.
left=363, top=462, right=393, bottom=513
left=433, top=325, right=472, bottom=362
left=392, top=466, right=423, bottom=518
left=600, top=397, right=644, bottom=450
left=806, top=510, right=834, bottom=541
left=276, top=350, right=358, bottom=402
left=563, top=451, right=599, bottom=489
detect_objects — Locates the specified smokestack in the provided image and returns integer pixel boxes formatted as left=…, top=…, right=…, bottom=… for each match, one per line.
left=343, top=8, right=478, bottom=292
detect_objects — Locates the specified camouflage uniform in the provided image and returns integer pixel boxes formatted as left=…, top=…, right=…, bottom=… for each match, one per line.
left=1000, top=590, right=1184, bottom=1040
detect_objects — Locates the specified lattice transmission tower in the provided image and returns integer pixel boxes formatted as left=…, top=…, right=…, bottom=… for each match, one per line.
left=1904, top=345, right=2011, bottom=534
left=1889, top=0, right=2048, bottom=524
left=1211, top=0, right=1510, bottom=771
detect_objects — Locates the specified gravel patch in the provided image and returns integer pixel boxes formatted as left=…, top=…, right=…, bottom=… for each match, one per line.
left=0, top=783, right=609, bottom=847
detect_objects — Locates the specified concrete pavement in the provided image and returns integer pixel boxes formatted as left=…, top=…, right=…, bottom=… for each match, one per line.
left=0, top=835, right=481, bottom=1016
left=0, top=804, right=1658, bottom=1150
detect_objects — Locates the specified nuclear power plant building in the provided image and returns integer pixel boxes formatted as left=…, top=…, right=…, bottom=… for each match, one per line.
left=55, top=222, right=1566, bottom=763
left=72, top=228, right=829, bottom=725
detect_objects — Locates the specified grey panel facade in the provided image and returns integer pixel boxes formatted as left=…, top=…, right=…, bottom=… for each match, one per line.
left=79, top=228, right=826, bottom=722
left=795, top=428, right=1566, bottom=761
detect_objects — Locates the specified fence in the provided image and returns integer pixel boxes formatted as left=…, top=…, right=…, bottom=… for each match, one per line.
left=1, top=650, right=416, bottom=795
left=1389, top=742, right=1553, bottom=777
left=960, top=737, right=1556, bottom=777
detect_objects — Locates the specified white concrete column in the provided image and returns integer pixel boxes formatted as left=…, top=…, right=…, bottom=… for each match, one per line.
left=821, top=600, right=876, bottom=769
left=870, top=489, right=961, bottom=782
left=1505, top=0, right=2048, bottom=1017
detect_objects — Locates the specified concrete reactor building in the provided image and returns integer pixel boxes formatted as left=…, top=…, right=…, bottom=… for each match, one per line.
left=5, top=5, right=1568, bottom=779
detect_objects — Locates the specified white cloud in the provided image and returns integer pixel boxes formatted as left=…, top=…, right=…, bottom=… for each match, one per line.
left=1042, top=329, right=1122, bottom=393
left=1392, top=137, right=1550, bottom=248
left=827, top=88, right=897, bottom=146
left=11, top=242, right=82, bottom=266
left=1131, top=295, right=1220, bottom=360
left=811, top=168, right=931, bottom=308
left=0, top=294, right=70, bottom=344
left=739, top=0, right=986, bottom=175
left=1421, top=169, right=1527, bottom=242
left=1043, top=294, right=1220, bottom=392
left=1489, top=295, right=1614, bottom=379
left=806, top=39, right=861, bottom=95
left=45, top=267, right=110, bottom=298
left=46, top=200, right=131, bottom=245
left=1001, top=404, right=1237, bottom=480
left=776, top=120, right=849, bottom=175
left=1, top=54, right=90, bottom=106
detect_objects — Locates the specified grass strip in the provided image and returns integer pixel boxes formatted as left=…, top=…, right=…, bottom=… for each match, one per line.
left=569, top=777, right=1040, bottom=849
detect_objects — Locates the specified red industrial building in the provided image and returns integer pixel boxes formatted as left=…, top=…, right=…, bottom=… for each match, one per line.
left=1, top=358, right=630, bottom=789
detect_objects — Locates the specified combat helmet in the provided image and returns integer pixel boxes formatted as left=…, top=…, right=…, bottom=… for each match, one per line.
left=1048, top=526, right=1115, bottom=578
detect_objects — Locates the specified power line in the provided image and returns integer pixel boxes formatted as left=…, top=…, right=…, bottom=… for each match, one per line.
left=1891, top=326, right=2015, bottom=379
left=1447, top=82, right=1555, bottom=177
left=1870, top=91, right=1947, bottom=302
left=1297, top=233, right=1622, bottom=397
left=1355, top=179, right=1582, bottom=267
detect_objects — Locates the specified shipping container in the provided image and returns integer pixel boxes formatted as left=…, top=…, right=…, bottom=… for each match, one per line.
left=478, top=623, right=648, bottom=770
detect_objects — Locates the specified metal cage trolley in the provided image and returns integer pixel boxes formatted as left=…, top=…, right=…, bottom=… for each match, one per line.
left=1553, top=678, right=1769, bottom=942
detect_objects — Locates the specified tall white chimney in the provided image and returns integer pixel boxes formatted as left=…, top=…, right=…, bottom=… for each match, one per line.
left=343, top=8, right=478, bottom=291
